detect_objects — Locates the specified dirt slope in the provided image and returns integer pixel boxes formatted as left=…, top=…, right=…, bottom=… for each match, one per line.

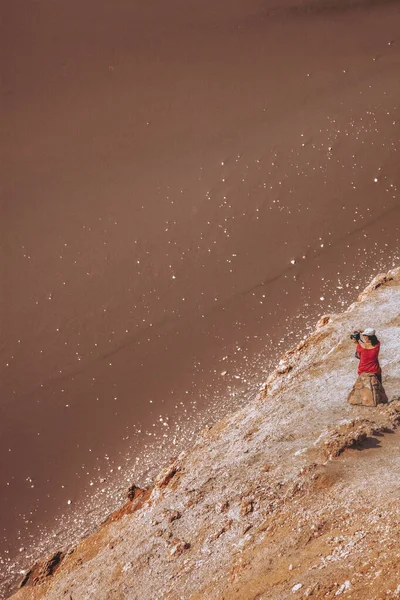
left=11, top=267, right=400, bottom=600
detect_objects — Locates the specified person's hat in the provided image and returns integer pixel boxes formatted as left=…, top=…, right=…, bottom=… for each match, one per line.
left=362, top=328, right=375, bottom=336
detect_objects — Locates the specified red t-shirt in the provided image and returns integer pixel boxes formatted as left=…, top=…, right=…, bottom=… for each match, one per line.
left=356, top=342, right=381, bottom=375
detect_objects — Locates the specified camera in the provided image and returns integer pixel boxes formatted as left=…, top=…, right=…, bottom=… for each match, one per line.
left=350, top=331, right=361, bottom=341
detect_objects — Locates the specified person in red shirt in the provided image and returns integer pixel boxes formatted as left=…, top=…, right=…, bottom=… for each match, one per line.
left=351, top=327, right=382, bottom=383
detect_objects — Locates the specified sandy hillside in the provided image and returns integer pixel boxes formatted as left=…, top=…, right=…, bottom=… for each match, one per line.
left=9, top=266, right=400, bottom=600
left=2, top=0, right=400, bottom=571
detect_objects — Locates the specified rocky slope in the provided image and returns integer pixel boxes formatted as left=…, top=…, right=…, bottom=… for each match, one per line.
left=11, top=267, right=400, bottom=600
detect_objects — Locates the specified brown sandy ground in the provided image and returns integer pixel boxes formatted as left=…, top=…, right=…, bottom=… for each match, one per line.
left=10, top=268, right=400, bottom=600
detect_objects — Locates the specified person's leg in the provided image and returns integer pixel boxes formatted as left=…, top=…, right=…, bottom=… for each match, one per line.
left=376, top=373, right=382, bottom=384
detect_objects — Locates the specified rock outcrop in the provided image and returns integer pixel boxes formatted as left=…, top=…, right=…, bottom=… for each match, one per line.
left=11, top=267, right=400, bottom=600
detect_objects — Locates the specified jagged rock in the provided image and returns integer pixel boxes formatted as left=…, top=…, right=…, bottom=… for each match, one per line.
left=261, top=463, right=273, bottom=472
left=161, top=529, right=174, bottom=540
left=316, top=314, right=331, bottom=329
left=319, top=419, right=381, bottom=459
left=19, top=551, right=64, bottom=588
left=105, top=486, right=151, bottom=524
left=242, top=524, right=253, bottom=534
left=18, top=571, right=32, bottom=589
left=277, top=360, right=293, bottom=375
left=357, top=272, right=394, bottom=302
left=154, top=462, right=180, bottom=488
left=215, top=500, right=229, bottom=513
left=127, top=484, right=139, bottom=500
left=166, top=509, right=181, bottom=523
left=240, top=499, right=254, bottom=516
left=169, top=540, right=190, bottom=556
left=207, top=520, right=233, bottom=542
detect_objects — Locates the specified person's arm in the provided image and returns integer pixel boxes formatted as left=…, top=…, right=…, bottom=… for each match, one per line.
left=354, top=340, right=363, bottom=360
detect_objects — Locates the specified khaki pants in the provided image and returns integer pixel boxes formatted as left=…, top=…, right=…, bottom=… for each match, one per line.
left=347, top=372, right=388, bottom=407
